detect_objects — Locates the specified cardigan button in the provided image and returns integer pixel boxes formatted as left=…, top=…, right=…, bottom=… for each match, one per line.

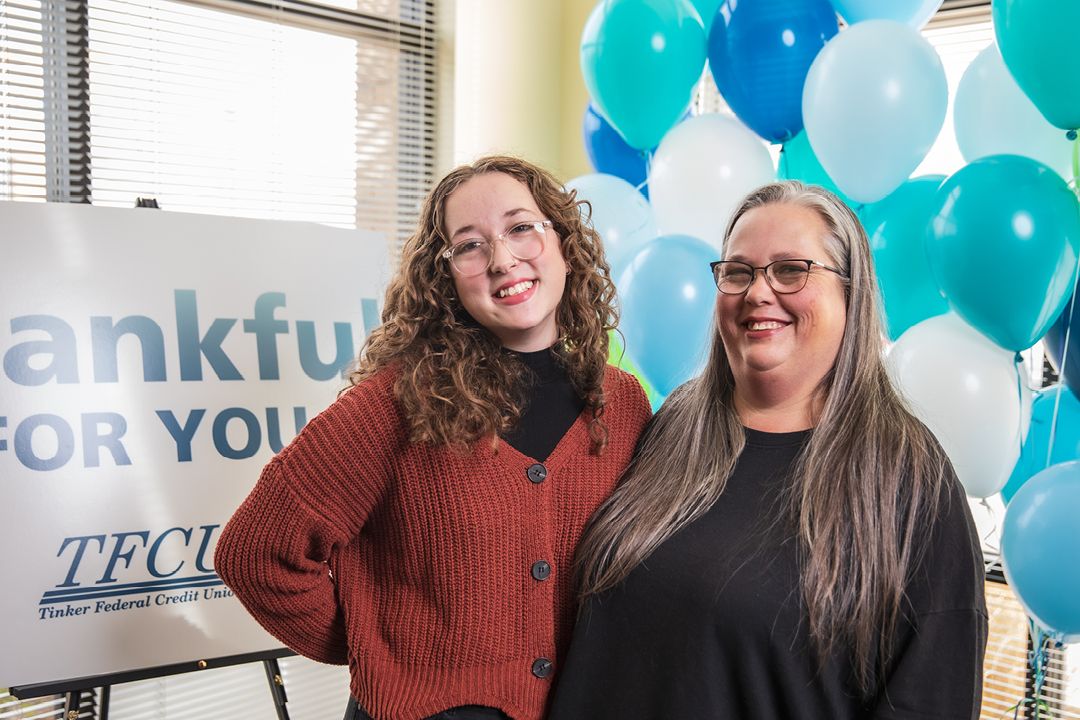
left=526, top=463, right=548, bottom=484
left=530, top=560, right=551, bottom=581
left=531, top=657, right=553, bottom=679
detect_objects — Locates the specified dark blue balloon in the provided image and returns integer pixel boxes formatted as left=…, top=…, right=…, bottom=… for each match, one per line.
left=707, top=0, right=838, bottom=143
left=1044, top=292, right=1080, bottom=400
left=583, top=103, right=652, bottom=198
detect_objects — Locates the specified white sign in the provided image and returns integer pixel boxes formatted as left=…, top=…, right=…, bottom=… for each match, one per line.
left=0, top=201, right=388, bottom=687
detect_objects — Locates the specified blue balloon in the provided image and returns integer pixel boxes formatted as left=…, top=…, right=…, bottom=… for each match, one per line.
left=583, top=103, right=651, bottom=199
left=708, top=0, right=837, bottom=143
left=1044, top=292, right=1080, bottom=401
left=926, top=154, right=1080, bottom=351
left=619, top=234, right=717, bottom=396
left=861, top=175, right=949, bottom=340
left=1003, top=385, right=1080, bottom=503
left=1003, top=459, right=1080, bottom=642
left=581, top=0, right=706, bottom=150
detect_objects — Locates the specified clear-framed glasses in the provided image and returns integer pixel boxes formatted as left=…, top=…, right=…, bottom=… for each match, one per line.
left=441, top=220, right=552, bottom=277
left=709, top=258, right=846, bottom=295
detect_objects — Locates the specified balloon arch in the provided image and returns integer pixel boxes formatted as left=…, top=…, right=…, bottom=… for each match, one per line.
left=571, top=0, right=1080, bottom=657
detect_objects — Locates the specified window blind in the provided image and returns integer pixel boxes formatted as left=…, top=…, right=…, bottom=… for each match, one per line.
left=0, top=0, right=436, bottom=254
left=1, top=0, right=432, bottom=716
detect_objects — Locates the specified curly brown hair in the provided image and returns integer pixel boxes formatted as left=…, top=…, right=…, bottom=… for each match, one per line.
left=348, top=155, right=618, bottom=453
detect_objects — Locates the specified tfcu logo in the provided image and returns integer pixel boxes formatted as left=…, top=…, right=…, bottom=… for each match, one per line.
left=38, top=525, right=232, bottom=619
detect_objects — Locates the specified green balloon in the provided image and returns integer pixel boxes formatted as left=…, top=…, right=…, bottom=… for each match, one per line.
left=927, top=155, right=1080, bottom=351
left=993, top=0, right=1080, bottom=131
left=778, top=131, right=858, bottom=210
left=862, top=175, right=949, bottom=340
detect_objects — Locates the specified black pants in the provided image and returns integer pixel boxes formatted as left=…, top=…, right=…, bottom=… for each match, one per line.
left=344, top=697, right=511, bottom=720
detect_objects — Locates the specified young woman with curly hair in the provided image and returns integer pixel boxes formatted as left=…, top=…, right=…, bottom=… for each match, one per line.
left=215, top=155, right=651, bottom=720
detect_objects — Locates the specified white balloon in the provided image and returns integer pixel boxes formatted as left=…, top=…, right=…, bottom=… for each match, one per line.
left=648, top=113, right=775, bottom=251
left=566, top=173, right=658, bottom=282
left=802, top=20, right=947, bottom=204
left=954, top=44, right=1074, bottom=182
left=887, top=313, right=1033, bottom=498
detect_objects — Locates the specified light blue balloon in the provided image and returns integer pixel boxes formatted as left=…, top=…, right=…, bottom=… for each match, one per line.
left=801, top=19, right=947, bottom=204
left=926, top=154, right=1080, bottom=351
left=860, top=175, right=948, bottom=340
left=581, top=0, right=707, bottom=150
left=619, top=234, right=717, bottom=396
left=1002, top=459, right=1080, bottom=642
left=954, top=44, right=1074, bottom=182
left=828, top=0, right=942, bottom=28
left=1003, top=385, right=1080, bottom=504
left=566, top=173, right=658, bottom=284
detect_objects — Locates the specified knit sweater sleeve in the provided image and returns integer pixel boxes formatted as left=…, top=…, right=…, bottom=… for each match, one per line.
left=214, top=374, right=402, bottom=665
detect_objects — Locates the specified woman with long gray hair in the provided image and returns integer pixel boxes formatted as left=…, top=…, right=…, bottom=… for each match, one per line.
left=548, top=181, right=987, bottom=719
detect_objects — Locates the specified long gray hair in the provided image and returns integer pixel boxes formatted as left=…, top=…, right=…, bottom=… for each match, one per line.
left=574, top=180, right=950, bottom=696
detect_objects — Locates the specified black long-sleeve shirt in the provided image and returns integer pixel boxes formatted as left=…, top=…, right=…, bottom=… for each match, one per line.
left=549, top=427, right=988, bottom=720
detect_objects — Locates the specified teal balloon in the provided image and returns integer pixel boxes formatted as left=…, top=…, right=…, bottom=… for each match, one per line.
left=581, top=0, right=707, bottom=150
left=690, top=0, right=722, bottom=33
left=861, top=175, right=949, bottom=340
left=927, top=155, right=1080, bottom=351
left=1003, top=385, right=1080, bottom=504
left=619, top=234, right=716, bottom=396
left=993, top=0, right=1080, bottom=131
left=778, top=131, right=856, bottom=209
left=1003, top=459, right=1080, bottom=642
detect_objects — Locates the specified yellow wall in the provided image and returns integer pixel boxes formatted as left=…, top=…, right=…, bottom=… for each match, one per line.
left=446, top=0, right=596, bottom=183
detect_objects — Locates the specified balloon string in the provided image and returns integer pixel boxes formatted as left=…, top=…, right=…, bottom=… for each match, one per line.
left=1047, top=230, right=1080, bottom=467
left=1014, top=352, right=1027, bottom=475
left=637, top=149, right=652, bottom=196
left=977, top=496, right=999, bottom=555
left=1073, top=132, right=1079, bottom=184
left=1028, top=622, right=1052, bottom=720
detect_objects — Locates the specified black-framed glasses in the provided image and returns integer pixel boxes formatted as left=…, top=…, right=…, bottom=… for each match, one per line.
left=441, top=220, right=552, bottom=277
left=710, top=258, right=846, bottom=295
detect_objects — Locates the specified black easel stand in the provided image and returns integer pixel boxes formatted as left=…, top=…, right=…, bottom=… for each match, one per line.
left=11, top=649, right=295, bottom=719
left=264, top=657, right=291, bottom=720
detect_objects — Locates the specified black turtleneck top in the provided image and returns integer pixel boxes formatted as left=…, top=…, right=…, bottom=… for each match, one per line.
left=502, top=346, right=585, bottom=462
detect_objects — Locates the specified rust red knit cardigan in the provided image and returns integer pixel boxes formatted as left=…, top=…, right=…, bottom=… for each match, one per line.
left=214, top=366, right=650, bottom=720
